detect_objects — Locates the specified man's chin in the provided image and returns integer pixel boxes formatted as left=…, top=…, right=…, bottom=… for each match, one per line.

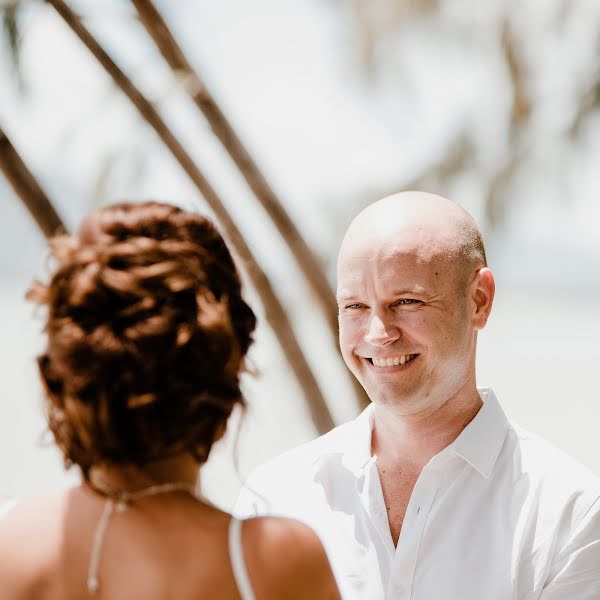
left=364, top=386, right=423, bottom=410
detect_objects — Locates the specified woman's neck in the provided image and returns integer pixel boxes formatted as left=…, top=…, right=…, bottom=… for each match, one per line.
left=87, top=454, right=201, bottom=494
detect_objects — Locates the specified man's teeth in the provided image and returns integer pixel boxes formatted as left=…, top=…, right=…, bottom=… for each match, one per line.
left=371, top=355, right=416, bottom=367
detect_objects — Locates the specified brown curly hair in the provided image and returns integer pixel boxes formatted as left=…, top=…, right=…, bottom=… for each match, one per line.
left=28, top=201, right=256, bottom=479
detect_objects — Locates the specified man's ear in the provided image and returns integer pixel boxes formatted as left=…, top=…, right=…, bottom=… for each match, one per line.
left=471, top=267, right=495, bottom=330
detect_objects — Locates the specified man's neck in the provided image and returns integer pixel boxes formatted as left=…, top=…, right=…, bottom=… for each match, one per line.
left=371, top=386, right=483, bottom=470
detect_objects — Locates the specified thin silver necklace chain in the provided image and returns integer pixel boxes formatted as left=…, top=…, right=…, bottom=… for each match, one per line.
left=87, top=481, right=197, bottom=594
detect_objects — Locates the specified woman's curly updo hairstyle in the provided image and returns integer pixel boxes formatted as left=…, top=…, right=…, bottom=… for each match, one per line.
left=28, top=201, right=256, bottom=479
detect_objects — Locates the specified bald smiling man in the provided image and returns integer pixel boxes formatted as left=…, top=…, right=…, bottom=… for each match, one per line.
left=236, top=192, right=600, bottom=599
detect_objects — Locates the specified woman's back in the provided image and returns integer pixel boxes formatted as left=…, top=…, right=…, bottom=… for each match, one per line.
left=0, top=202, right=339, bottom=599
left=0, top=489, right=339, bottom=600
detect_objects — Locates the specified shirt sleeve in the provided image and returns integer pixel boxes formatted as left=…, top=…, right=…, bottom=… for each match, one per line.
left=539, top=496, right=600, bottom=599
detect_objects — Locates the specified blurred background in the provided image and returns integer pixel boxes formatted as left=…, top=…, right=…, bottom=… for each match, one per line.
left=1, top=0, right=599, bottom=510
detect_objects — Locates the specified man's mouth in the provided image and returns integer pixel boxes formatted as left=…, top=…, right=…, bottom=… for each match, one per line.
left=368, top=354, right=418, bottom=367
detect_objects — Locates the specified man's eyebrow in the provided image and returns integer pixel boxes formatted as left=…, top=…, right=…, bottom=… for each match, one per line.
left=390, top=286, right=426, bottom=295
left=336, top=292, right=359, bottom=302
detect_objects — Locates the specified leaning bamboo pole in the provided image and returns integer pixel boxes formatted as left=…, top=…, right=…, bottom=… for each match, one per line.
left=45, top=0, right=335, bottom=433
left=129, top=0, right=370, bottom=410
left=0, top=126, right=66, bottom=238
left=129, top=0, right=337, bottom=323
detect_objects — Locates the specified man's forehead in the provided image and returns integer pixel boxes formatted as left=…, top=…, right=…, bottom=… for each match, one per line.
left=336, top=228, right=462, bottom=296
left=338, top=231, right=451, bottom=270
left=336, top=247, right=451, bottom=294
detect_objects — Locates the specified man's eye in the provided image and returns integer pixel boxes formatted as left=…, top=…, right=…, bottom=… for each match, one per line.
left=394, top=299, right=419, bottom=306
left=344, top=303, right=365, bottom=310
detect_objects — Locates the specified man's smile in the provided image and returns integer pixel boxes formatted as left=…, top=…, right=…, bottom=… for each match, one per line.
left=363, top=354, right=419, bottom=368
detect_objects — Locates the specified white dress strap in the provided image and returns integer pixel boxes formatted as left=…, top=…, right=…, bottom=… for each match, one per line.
left=228, top=518, right=256, bottom=600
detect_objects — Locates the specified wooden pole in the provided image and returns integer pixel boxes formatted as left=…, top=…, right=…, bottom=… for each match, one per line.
left=45, top=0, right=336, bottom=432
left=0, top=126, right=67, bottom=238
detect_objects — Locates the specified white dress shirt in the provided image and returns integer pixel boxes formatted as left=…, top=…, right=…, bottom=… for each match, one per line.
left=235, top=389, right=600, bottom=599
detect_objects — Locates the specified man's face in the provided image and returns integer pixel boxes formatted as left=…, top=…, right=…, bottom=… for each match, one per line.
left=337, top=236, right=478, bottom=415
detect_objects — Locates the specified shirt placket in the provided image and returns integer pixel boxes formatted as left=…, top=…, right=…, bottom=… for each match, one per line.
left=387, top=465, right=441, bottom=599
left=363, top=458, right=396, bottom=555
left=353, top=458, right=396, bottom=598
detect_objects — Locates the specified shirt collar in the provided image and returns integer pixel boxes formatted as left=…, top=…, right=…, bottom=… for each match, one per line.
left=449, top=388, right=509, bottom=478
left=337, top=388, right=508, bottom=479
left=341, top=403, right=376, bottom=475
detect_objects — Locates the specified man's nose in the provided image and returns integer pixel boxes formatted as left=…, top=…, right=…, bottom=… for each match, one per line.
left=364, top=314, right=400, bottom=346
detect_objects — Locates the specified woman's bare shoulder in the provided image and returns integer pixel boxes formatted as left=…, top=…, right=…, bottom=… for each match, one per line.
left=0, top=491, right=68, bottom=534
left=243, top=516, right=340, bottom=600
left=0, top=491, right=70, bottom=598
